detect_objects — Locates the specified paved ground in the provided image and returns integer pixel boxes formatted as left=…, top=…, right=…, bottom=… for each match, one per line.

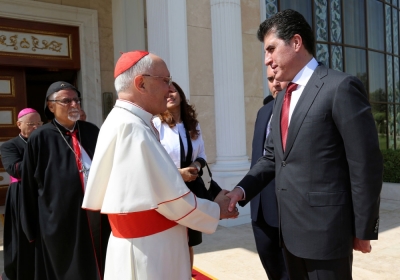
left=0, top=198, right=399, bottom=279
left=193, top=198, right=400, bottom=279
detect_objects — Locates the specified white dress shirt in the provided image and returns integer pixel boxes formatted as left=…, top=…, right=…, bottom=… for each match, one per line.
left=152, top=117, right=207, bottom=168
left=288, top=58, right=319, bottom=124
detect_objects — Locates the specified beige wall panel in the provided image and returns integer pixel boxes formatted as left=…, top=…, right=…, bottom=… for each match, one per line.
left=186, top=0, right=211, bottom=29
left=242, top=0, right=263, bottom=157
left=62, top=0, right=90, bottom=9
left=241, top=0, right=261, bottom=35
left=187, top=1, right=215, bottom=163
left=101, top=70, right=115, bottom=94
left=242, top=33, right=263, bottom=98
left=90, top=0, right=113, bottom=29
left=37, top=0, right=61, bottom=4
left=245, top=96, right=263, bottom=159
left=187, top=26, right=214, bottom=97
left=99, top=26, right=114, bottom=72
left=190, top=95, right=217, bottom=164
left=96, top=0, right=114, bottom=96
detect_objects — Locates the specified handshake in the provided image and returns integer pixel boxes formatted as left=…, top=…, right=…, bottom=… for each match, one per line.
left=213, top=188, right=244, bottom=219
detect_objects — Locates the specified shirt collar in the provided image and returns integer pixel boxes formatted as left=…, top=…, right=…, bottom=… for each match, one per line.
left=291, top=57, right=319, bottom=87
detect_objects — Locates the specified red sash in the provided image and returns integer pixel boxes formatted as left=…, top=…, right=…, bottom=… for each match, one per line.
left=108, top=210, right=177, bottom=238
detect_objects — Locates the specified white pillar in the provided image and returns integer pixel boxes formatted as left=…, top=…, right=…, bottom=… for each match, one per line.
left=146, top=0, right=190, bottom=99
left=210, top=0, right=250, bottom=226
left=112, top=0, right=146, bottom=64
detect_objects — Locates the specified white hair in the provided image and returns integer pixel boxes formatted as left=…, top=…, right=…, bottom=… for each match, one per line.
left=114, top=55, right=154, bottom=93
left=48, top=92, right=58, bottom=101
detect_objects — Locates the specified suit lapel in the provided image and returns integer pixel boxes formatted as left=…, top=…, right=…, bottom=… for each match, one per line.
left=283, top=65, right=327, bottom=158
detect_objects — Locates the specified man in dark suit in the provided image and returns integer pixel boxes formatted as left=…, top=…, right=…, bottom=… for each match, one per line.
left=227, top=9, right=382, bottom=279
left=250, top=66, right=288, bottom=279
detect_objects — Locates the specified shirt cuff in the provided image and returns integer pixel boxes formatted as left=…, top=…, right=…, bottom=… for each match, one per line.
left=235, top=186, right=246, bottom=201
left=193, top=161, right=201, bottom=172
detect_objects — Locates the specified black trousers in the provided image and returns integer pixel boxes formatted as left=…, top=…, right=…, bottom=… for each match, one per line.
left=282, top=243, right=353, bottom=280
left=252, top=211, right=288, bottom=280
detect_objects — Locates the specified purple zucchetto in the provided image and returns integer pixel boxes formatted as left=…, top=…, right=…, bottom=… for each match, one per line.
left=18, top=108, right=38, bottom=119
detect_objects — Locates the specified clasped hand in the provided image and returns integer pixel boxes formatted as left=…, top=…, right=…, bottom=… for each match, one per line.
left=179, top=166, right=198, bottom=182
left=214, top=190, right=240, bottom=219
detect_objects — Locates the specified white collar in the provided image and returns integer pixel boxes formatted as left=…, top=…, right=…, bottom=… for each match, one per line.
left=115, top=99, right=155, bottom=131
left=291, top=57, right=319, bottom=87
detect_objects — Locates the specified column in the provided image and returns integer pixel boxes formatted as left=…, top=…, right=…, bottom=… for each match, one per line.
left=146, top=0, right=191, bottom=99
left=210, top=0, right=250, bottom=226
left=112, top=0, right=146, bottom=63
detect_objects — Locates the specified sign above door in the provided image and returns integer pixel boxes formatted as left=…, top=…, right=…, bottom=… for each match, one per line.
left=0, top=17, right=80, bottom=70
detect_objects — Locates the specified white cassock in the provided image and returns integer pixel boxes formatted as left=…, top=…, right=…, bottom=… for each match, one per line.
left=82, top=99, right=220, bottom=280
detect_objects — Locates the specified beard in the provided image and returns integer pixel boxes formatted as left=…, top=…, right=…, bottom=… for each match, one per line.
left=68, top=108, right=81, bottom=122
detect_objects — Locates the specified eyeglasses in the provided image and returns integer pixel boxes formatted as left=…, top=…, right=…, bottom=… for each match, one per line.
left=48, top=97, right=81, bottom=106
left=141, top=74, right=173, bottom=86
left=23, top=122, right=43, bottom=127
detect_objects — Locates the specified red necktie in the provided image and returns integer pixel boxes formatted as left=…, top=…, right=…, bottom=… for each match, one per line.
left=67, top=129, right=84, bottom=190
left=280, top=82, right=298, bottom=151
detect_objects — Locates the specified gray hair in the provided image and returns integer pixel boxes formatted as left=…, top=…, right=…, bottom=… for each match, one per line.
left=114, top=55, right=154, bottom=93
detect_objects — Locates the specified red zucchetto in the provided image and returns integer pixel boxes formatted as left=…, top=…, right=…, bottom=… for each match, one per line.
left=114, top=50, right=149, bottom=78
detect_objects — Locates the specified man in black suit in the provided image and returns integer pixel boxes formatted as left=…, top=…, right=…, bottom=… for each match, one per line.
left=250, top=66, right=288, bottom=279
left=227, top=9, right=382, bottom=279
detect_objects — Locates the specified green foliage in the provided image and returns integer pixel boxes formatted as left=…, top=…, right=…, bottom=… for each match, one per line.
left=378, top=135, right=387, bottom=150
left=382, top=149, right=400, bottom=183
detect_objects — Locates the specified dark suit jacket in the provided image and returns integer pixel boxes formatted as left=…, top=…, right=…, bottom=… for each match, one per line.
left=239, top=64, right=383, bottom=260
left=250, top=99, right=278, bottom=227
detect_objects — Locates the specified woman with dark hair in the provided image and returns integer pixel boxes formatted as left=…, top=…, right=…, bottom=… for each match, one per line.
left=153, top=81, right=217, bottom=272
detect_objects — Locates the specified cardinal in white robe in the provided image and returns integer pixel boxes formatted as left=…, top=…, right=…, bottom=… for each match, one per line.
left=82, top=50, right=238, bottom=280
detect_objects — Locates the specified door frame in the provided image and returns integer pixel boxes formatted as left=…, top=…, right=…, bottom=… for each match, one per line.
left=0, top=68, right=26, bottom=205
left=0, top=0, right=103, bottom=127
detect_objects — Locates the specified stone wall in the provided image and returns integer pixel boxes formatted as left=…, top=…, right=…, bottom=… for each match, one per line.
left=36, top=0, right=115, bottom=97
left=186, top=0, right=263, bottom=163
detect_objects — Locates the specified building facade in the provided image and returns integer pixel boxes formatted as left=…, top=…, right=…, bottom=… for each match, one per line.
left=0, top=0, right=397, bottom=224
left=265, top=0, right=400, bottom=151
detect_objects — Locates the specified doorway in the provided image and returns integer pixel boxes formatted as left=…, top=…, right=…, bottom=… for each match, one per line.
left=0, top=67, right=77, bottom=205
left=25, top=68, right=77, bottom=122
left=0, top=8, right=99, bottom=206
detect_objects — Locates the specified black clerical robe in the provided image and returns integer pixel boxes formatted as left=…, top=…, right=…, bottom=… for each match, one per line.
left=0, top=135, right=35, bottom=280
left=20, top=120, right=111, bottom=280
